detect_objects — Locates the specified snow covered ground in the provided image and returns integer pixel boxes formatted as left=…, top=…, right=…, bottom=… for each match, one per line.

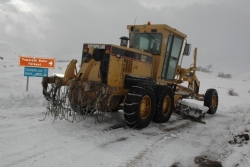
left=0, top=53, right=250, bottom=167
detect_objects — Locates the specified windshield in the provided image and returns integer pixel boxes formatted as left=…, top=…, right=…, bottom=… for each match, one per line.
left=132, top=33, right=162, bottom=54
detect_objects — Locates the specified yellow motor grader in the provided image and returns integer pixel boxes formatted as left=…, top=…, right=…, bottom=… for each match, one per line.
left=42, top=22, right=218, bottom=129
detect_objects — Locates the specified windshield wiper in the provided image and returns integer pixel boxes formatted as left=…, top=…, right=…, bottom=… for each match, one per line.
left=144, top=31, right=158, bottom=43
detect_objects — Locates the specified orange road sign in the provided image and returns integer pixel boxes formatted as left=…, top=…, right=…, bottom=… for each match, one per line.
left=19, top=56, right=56, bottom=68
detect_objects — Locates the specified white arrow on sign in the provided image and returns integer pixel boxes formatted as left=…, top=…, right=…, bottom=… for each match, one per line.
left=49, top=61, right=53, bottom=66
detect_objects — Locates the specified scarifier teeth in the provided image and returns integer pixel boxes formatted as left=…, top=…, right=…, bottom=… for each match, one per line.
left=41, top=82, right=108, bottom=123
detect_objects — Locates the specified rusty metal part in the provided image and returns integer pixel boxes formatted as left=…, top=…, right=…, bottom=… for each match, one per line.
left=41, top=79, right=111, bottom=123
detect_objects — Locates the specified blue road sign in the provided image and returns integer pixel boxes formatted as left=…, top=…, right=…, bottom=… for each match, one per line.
left=24, top=67, right=48, bottom=77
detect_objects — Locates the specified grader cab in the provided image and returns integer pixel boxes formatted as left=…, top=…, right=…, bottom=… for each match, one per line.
left=42, top=22, right=218, bottom=129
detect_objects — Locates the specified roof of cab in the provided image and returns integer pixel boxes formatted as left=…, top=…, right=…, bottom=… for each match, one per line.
left=127, top=24, right=187, bottom=38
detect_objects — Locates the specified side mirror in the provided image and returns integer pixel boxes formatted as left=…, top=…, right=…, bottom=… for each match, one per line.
left=183, top=43, right=191, bottom=56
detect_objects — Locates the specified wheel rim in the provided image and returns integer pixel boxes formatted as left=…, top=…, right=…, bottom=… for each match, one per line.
left=212, top=94, right=217, bottom=109
left=140, top=95, right=151, bottom=120
left=162, top=95, right=171, bottom=116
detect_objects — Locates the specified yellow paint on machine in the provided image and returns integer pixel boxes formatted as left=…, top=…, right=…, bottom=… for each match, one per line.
left=107, top=55, right=123, bottom=87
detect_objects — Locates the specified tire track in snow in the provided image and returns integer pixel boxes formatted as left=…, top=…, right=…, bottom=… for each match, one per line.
left=123, top=120, right=194, bottom=167
left=122, top=110, right=235, bottom=167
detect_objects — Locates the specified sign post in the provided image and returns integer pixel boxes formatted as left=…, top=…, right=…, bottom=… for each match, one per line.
left=19, top=56, right=55, bottom=91
left=26, top=76, right=29, bottom=91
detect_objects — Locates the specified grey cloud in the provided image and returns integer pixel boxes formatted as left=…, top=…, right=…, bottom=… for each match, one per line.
left=0, top=0, right=10, bottom=4
left=158, top=0, right=250, bottom=73
left=1, top=0, right=249, bottom=75
left=2, top=0, right=157, bottom=58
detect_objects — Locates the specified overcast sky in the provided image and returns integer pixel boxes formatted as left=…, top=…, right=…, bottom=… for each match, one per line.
left=1, top=0, right=250, bottom=73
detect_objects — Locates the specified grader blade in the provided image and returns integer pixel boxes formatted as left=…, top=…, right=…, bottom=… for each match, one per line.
left=175, top=100, right=209, bottom=123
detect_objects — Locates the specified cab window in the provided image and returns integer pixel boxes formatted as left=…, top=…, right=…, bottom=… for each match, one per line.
left=132, top=33, right=162, bottom=54
left=161, top=35, right=183, bottom=80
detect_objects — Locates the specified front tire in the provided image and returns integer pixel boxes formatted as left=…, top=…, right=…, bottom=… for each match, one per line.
left=153, top=86, right=174, bottom=123
left=124, top=86, right=155, bottom=129
left=204, top=89, right=218, bottom=114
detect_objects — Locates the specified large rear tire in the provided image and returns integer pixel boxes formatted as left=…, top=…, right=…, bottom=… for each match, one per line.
left=124, top=86, right=155, bottom=129
left=153, top=86, right=174, bottom=123
left=204, top=89, right=218, bottom=114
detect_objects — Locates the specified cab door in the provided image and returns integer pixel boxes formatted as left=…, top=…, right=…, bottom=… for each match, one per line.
left=161, top=35, right=183, bottom=80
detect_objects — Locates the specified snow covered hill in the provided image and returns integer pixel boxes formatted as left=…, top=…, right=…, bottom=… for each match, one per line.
left=0, top=51, right=250, bottom=167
